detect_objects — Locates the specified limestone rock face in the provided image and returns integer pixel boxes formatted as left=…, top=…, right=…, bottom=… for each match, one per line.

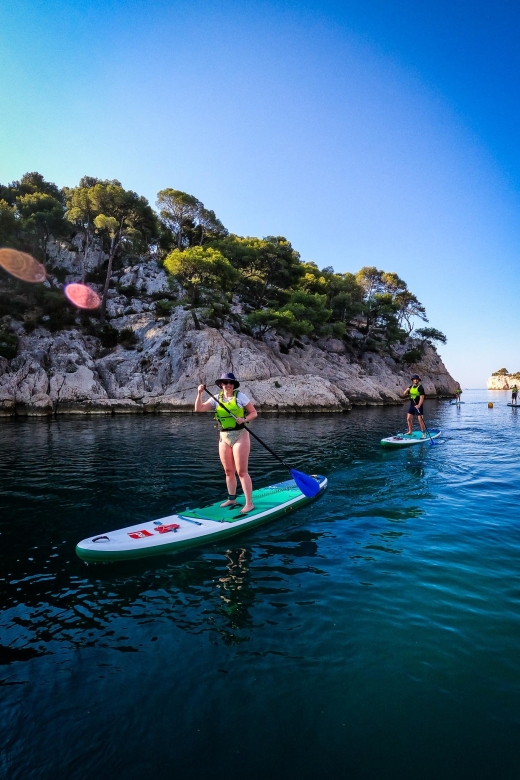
left=46, top=235, right=107, bottom=279
left=0, top=254, right=458, bottom=416
left=118, top=262, right=171, bottom=297
left=0, top=301, right=458, bottom=416
left=487, top=375, right=519, bottom=390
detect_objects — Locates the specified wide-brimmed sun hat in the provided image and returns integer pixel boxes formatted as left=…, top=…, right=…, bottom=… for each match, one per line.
left=411, top=374, right=421, bottom=380
left=215, top=372, right=240, bottom=389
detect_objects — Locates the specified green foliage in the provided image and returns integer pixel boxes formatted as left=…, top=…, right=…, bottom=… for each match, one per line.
left=164, top=246, right=238, bottom=306
left=211, top=234, right=303, bottom=309
left=414, top=327, right=447, bottom=345
left=156, top=189, right=227, bottom=250
left=119, top=327, right=137, bottom=349
left=154, top=298, right=180, bottom=316
left=4, top=172, right=64, bottom=205
left=200, top=301, right=232, bottom=328
left=0, top=174, right=444, bottom=357
left=81, top=322, right=119, bottom=348
left=402, top=348, right=424, bottom=364
left=157, top=189, right=201, bottom=250
left=0, top=328, right=18, bottom=360
left=0, top=200, right=18, bottom=247
left=117, top=283, right=139, bottom=297
left=246, top=290, right=332, bottom=344
left=76, top=181, right=160, bottom=319
left=16, top=192, right=68, bottom=260
left=492, top=368, right=510, bottom=376
left=354, top=267, right=427, bottom=342
left=33, top=288, right=76, bottom=332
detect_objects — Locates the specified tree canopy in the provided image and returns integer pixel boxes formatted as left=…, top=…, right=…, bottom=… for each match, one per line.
left=0, top=171, right=446, bottom=358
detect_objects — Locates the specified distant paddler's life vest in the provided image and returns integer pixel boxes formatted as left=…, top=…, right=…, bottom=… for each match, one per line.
left=409, top=385, right=421, bottom=403
left=214, top=390, right=245, bottom=430
left=512, top=386, right=518, bottom=394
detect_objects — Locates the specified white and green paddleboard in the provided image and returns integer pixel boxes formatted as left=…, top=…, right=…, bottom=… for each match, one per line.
left=381, top=429, right=441, bottom=447
left=76, top=475, right=327, bottom=563
left=450, top=400, right=464, bottom=405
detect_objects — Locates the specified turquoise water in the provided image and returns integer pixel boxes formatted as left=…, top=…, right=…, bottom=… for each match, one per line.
left=1, top=389, right=520, bottom=779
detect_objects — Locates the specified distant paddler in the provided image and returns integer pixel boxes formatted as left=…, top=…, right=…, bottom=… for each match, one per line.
left=403, top=374, right=426, bottom=437
left=195, top=372, right=258, bottom=514
left=511, top=384, right=518, bottom=405
left=454, top=387, right=462, bottom=403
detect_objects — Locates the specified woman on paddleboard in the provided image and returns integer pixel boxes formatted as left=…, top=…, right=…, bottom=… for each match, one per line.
left=511, top=384, right=518, bottom=405
left=195, top=373, right=258, bottom=514
left=403, top=374, right=426, bottom=437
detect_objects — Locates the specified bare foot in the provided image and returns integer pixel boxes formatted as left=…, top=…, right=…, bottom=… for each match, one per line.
left=239, top=504, right=254, bottom=514
left=220, top=499, right=238, bottom=508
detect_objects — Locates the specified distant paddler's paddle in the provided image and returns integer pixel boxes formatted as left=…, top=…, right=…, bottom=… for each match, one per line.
left=203, top=386, right=321, bottom=498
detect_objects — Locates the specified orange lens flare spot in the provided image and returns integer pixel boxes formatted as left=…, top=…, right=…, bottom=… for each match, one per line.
left=0, top=248, right=47, bottom=283
left=64, top=283, right=101, bottom=310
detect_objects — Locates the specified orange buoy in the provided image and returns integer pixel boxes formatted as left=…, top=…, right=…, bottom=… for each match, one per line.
left=488, top=402, right=493, bottom=408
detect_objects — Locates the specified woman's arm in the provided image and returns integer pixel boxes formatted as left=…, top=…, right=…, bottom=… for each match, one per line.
left=235, top=401, right=258, bottom=425
left=194, top=384, right=215, bottom=412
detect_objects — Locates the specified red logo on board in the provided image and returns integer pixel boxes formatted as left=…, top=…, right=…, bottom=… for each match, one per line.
left=128, top=530, right=153, bottom=539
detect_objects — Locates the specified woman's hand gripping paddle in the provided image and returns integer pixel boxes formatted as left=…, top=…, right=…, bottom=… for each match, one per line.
left=203, top=386, right=321, bottom=498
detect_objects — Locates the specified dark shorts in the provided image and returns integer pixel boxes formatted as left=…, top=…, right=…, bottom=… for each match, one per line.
left=408, top=404, right=423, bottom=416
left=513, top=393, right=517, bottom=399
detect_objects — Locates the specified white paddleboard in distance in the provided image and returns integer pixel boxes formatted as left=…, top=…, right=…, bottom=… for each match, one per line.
left=76, top=475, right=327, bottom=563
left=507, top=403, right=520, bottom=407
left=450, top=401, right=464, bottom=405
left=381, top=429, right=441, bottom=447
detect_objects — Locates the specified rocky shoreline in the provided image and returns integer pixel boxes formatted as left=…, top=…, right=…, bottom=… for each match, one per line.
left=0, top=254, right=459, bottom=418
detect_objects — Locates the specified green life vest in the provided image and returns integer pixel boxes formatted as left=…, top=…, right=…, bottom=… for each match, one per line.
left=409, top=385, right=421, bottom=401
left=512, top=386, right=518, bottom=392
left=214, top=390, right=244, bottom=430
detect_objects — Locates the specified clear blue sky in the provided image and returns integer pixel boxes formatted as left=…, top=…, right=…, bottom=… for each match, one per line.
left=1, top=0, right=520, bottom=387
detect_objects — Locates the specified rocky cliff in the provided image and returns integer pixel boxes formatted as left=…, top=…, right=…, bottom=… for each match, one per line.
left=0, top=255, right=459, bottom=417
left=487, top=375, right=520, bottom=390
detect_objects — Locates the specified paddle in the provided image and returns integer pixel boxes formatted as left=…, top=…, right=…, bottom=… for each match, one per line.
left=203, top=386, right=321, bottom=498
left=420, top=413, right=435, bottom=446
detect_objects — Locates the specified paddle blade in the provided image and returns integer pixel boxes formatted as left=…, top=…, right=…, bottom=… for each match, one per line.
left=291, top=469, right=321, bottom=498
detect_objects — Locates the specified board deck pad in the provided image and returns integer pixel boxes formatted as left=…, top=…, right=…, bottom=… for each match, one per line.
left=182, top=480, right=303, bottom=523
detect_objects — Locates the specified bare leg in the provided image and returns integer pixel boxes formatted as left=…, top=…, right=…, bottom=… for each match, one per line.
left=406, top=413, right=414, bottom=434
left=219, top=437, right=238, bottom=506
left=232, top=432, right=254, bottom=513
left=418, top=414, right=426, bottom=435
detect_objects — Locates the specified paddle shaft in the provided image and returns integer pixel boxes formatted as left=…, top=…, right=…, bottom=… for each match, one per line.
left=203, top=386, right=291, bottom=470
left=415, top=409, right=435, bottom=445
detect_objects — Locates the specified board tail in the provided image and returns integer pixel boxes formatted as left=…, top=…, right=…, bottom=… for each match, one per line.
left=291, top=469, right=321, bottom=497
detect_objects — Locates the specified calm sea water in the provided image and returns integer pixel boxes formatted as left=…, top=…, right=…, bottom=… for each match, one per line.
left=1, top=389, right=520, bottom=780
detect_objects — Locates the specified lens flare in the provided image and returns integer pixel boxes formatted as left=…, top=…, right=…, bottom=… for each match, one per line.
left=0, top=248, right=47, bottom=283
left=64, top=283, right=101, bottom=310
